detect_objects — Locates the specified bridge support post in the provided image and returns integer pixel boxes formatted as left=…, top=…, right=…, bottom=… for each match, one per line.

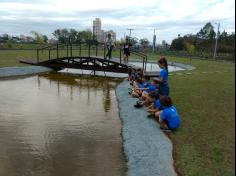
left=49, top=49, right=51, bottom=60
left=88, top=43, right=91, bottom=58
left=93, top=57, right=96, bottom=76
left=79, top=43, right=81, bottom=57
left=37, top=49, right=39, bottom=63
left=96, top=44, right=98, bottom=56
left=120, top=48, right=122, bottom=64
left=104, top=44, right=106, bottom=59
left=57, top=44, right=59, bottom=58
left=70, top=43, right=73, bottom=58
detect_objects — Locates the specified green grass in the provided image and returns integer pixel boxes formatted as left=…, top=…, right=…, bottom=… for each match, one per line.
left=0, top=49, right=235, bottom=175
left=162, top=57, right=235, bottom=176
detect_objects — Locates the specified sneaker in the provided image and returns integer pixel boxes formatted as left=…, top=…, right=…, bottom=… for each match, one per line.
left=136, top=100, right=143, bottom=104
left=159, top=127, right=171, bottom=132
left=134, top=103, right=143, bottom=108
left=147, top=114, right=154, bottom=118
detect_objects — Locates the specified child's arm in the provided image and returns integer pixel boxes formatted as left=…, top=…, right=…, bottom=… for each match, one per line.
left=135, top=87, right=148, bottom=90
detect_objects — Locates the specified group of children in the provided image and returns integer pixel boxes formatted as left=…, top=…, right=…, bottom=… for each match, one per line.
left=128, top=56, right=181, bottom=132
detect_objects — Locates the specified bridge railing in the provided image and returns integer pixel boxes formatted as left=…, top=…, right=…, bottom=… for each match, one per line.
left=36, top=41, right=148, bottom=71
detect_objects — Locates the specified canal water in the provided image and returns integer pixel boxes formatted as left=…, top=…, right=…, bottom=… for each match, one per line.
left=0, top=73, right=126, bottom=176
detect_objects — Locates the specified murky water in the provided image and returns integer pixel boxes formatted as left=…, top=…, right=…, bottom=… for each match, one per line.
left=0, top=73, right=126, bottom=176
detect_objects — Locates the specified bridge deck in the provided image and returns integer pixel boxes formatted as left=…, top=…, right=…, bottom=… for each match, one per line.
left=19, top=57, right=159, bottom=77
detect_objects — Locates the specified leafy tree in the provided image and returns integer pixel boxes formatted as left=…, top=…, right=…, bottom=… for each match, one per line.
left=197, top=22, right=216, bottom=40
left=52, top=29, right=70, bottom=43
left=139, top=38, right=149, bottom=48
left=42, top=35, right=48, bottom=43
left=78, top=29, right=92, bottom=42
left=170, top=37, right=185, bottom=50
left=185, top=42, right=195, bottom=55
left=30, top=31, right=45, bottom=44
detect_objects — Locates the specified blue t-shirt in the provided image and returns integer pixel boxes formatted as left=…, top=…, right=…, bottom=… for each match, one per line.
left=154, top=99, right=163, bottom=110
left=145, top=85, right=157, bottom=93
left=160, top=68, right=168, bottom=84
left=161, top=106, right=181, bottom=129
left=138, top=83, right=144, bottom=89
left=143, top=81, right=151, bottom=88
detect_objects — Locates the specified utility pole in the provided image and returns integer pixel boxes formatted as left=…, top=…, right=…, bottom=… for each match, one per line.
left=153, top=29, right=156, bottom=52
left=127, top=28, right=134, bottom=38
left=213, top=23, right=220, bottom=60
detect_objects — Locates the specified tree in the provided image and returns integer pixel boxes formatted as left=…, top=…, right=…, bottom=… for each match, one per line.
left=197, top=22, right=216, bottom=40
left=170, top=37, right=185, bottom=50
left=30, top=31, right=45, bottom=44
left=185, top=42, right=195, bottom=56
left=52, top=29, right=70, bottom=43
left=42, top=35, right=48, bottom=43
left=69, top=28, right=79, bottom=43
left=78, top=29, right=92, bottom=42
left=139, top=38, right=149, bottom=48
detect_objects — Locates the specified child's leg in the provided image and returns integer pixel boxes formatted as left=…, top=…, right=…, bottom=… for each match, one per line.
left=131, top=91, right=140, bottom=98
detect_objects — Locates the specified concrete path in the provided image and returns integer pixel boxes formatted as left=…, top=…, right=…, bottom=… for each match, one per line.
left=116, top=80, right=177, bottom=176
left=0, top=66, right=52, bottom=78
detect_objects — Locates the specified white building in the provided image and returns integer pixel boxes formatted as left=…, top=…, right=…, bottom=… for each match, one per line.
left=93, top=18, right=102, bottom=42
left=92, top=18, right=116, bottom=42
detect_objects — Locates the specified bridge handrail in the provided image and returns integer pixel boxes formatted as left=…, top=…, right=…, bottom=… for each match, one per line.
left=36, top=42, right=148, bottom=72
left=37, top=42, right=106, bottom=50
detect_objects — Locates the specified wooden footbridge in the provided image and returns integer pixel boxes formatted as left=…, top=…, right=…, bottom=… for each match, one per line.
left=19, top=41, right=158, bottom=76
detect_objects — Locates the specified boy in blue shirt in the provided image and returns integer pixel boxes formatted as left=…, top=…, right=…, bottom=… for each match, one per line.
left=155, top=96, right=181, bottom=131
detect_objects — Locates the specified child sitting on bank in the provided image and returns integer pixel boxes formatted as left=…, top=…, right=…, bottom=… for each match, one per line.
left=133, top=78, right=159, bottom=108
left=146, top=94, right=164, bottom=118
left=129, top=76, right=151, bottom=98
left=155, top=96, right=181, bottom=131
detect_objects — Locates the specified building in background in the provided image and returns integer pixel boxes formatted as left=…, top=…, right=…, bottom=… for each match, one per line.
left=93, top=18, right=102, bottom=42
left=92, top=18, right=116, bottom=42
left=103, top=30, right=116, bottom=42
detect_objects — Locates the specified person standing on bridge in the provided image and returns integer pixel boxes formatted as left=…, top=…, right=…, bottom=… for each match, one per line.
left=123, top=38, right=132, bottom=64
left=105, top=33, right=114, bottom=59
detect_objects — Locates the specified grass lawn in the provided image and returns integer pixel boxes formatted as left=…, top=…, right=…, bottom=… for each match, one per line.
left=0, top=50, right=235, bottom=175
left=147, top=54, right=235, bottom=176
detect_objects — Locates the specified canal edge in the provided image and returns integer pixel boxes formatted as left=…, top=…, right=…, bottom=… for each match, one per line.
left=115, top=79, right=177, bottom=176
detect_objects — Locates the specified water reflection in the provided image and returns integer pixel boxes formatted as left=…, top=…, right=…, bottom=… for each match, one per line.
left=39, top=73, right=120, bottom=112
left=0, top=74, right=126, bottom=176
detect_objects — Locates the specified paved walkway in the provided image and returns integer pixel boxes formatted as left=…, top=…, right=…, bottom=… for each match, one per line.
left=0, top=66, right=52, bottom=78
left=116, top=80, right=177, bottom=176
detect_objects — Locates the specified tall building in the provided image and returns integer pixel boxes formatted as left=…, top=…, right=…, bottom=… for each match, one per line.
left=93, top=18, right=116, bottom=42
left=93, top=18, right=102, bottom=42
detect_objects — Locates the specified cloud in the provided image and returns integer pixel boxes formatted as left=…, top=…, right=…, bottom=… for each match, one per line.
left=0, top=0, right=235, bottom=43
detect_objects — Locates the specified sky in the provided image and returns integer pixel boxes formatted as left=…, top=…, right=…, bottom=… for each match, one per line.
left=0, top=0, right=235, bottom=44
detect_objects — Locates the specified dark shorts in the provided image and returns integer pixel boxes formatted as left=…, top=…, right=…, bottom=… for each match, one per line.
left=124, top=48, right=130, bottom=56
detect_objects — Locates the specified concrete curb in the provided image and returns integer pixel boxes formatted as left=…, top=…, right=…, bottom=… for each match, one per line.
left=116, top=80, right=177, bottom=176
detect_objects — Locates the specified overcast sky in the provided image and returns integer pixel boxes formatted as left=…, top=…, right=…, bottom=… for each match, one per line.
left=0, top=0, right=235, bottom=43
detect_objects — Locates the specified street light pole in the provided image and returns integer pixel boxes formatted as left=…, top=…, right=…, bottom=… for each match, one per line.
left=213, top=23, right=220, bottom=60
